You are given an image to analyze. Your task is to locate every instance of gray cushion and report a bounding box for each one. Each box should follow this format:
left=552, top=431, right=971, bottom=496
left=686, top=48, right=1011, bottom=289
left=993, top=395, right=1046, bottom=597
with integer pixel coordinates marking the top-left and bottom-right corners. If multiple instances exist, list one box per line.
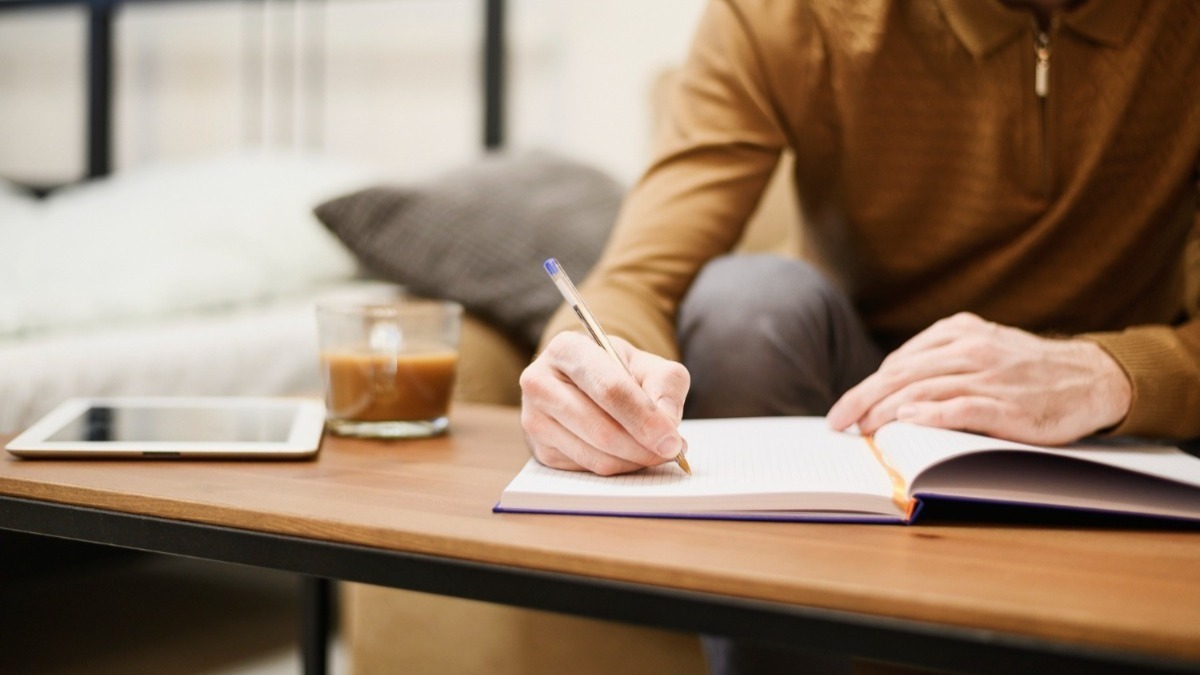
left=314, top=151, right=622, bottom=351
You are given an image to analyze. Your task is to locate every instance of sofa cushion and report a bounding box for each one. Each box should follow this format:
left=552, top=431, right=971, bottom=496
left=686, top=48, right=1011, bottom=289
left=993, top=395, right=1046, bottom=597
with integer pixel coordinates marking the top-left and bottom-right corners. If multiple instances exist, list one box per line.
left=313, top=151, right=622, bottom=351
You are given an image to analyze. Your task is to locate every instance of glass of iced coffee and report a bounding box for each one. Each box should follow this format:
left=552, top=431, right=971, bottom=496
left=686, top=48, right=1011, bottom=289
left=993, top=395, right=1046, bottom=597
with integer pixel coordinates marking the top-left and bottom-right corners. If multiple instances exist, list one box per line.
left=316, top=297, right=462, bottom=439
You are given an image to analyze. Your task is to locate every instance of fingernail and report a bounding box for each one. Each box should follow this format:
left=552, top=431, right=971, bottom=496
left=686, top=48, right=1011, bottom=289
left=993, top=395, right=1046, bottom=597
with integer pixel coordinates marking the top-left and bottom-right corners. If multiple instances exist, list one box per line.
left=896, top=404, right=917, bottom=420
left=656, top=433, right=683, bottom=458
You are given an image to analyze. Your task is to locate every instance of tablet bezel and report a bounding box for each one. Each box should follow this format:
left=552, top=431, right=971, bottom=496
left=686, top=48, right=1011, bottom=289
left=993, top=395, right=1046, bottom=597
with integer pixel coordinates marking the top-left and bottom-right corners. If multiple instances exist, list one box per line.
left=5, top=396, right=327, bottom=459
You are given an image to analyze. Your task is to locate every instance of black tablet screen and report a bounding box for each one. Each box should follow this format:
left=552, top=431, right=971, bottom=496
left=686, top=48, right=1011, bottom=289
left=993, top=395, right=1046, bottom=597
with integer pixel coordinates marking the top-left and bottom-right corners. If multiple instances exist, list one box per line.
left=46, top=405, right=296, bottom=443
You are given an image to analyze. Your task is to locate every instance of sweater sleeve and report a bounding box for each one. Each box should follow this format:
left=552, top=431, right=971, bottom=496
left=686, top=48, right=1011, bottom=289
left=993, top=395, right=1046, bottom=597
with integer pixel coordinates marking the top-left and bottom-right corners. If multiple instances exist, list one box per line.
left=1083, top=197, right=1200, bottom=439
left=539, top=0, right=797, bottom=359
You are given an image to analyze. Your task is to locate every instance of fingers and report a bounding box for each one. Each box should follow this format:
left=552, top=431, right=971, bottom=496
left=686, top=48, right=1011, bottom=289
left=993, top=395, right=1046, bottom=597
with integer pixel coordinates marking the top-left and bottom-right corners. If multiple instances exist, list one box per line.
left=894, top=397, right=1019, bottom=440
left=624, top=340, right=690, bottom=424
left=521, top=405, right=656, bottom=476
left=828, top=313, right=1003, bottom=432
left=530, top=443, right=583, bottom=471
left=828, top=344, right=975, bottom=431
left=552, top=334, right=685, bottom=457
left=882, top=312, right=992, bottom=364
left=854, top=374, right=974, bottom=435
left=520, top=332, right=687, bottom=475
left=828, top=313, right=1125, bottom=445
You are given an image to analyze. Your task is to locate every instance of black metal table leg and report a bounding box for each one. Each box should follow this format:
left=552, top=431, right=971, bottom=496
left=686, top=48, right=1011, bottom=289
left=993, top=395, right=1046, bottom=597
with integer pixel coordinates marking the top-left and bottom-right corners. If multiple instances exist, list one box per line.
left=301, top=575, right=331, bottom=675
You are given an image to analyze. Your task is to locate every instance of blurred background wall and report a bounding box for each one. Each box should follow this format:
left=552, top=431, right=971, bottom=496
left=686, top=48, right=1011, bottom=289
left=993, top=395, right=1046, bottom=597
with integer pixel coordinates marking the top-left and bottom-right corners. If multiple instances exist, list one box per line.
left=0, top=0, right=705, bottom=187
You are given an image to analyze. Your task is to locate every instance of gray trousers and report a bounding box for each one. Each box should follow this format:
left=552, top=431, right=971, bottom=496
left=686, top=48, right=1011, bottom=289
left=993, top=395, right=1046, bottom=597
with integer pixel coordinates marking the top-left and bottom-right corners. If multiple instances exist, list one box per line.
left=679, top=254, right=882, bottom=419
left=677, top=254, right=884, bottom=675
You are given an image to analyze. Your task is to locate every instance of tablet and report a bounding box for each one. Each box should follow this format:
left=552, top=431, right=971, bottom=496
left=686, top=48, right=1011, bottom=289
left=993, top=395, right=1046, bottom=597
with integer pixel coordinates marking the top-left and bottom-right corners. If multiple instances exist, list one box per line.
left=5, top=397, right=326, bottom=459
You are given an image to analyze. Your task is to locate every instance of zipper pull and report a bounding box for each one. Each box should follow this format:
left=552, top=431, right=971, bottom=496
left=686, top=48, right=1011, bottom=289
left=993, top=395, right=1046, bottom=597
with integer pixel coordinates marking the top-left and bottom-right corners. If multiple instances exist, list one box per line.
left=1035, top=32, right=1051, bottom=98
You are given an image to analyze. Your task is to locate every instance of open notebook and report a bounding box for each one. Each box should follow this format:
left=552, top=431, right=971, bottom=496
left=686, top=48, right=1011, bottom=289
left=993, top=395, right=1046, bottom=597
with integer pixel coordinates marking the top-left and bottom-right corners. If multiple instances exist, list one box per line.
left=494, top=417, right=1200, bottom=523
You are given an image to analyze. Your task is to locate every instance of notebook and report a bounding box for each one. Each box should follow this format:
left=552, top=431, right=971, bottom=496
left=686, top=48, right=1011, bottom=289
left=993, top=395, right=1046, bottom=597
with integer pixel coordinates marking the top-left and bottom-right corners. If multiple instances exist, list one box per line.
left=494, top=417, right=1200, bottom=523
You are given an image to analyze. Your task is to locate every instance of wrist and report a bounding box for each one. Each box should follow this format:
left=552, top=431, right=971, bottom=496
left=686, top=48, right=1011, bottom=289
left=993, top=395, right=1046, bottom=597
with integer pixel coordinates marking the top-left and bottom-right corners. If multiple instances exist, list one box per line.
left=1078, top=339, right=1132, bottom=433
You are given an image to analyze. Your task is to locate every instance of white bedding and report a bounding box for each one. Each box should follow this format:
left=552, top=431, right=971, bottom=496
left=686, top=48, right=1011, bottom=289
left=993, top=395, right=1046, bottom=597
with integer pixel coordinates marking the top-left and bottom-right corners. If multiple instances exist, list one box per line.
left=1, top=152, right=388, bottom=433
left=0, top=295, right=326, bottom=432
left=1, top=151, right=377, bottom=342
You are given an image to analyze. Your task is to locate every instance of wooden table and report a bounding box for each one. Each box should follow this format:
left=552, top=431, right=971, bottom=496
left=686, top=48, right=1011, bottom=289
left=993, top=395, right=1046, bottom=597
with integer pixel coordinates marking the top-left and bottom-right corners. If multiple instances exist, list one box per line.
left=2, top=403, right=1199, bottom=674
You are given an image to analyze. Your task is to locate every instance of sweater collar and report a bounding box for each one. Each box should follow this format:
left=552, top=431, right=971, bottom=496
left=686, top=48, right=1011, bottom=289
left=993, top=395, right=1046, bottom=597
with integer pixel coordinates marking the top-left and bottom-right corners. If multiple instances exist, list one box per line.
left=934, top=0, right=1145, bottom=58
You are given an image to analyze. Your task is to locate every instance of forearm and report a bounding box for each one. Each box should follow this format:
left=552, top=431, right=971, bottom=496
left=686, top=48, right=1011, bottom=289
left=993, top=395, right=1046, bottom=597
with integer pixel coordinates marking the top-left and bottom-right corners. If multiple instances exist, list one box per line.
left=541, top=0, right=788, bottom=358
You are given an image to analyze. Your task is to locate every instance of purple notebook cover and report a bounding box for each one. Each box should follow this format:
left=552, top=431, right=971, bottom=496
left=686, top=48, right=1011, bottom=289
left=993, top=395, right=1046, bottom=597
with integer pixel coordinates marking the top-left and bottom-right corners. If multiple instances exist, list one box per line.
left=491, top=503, right=909, bottom=524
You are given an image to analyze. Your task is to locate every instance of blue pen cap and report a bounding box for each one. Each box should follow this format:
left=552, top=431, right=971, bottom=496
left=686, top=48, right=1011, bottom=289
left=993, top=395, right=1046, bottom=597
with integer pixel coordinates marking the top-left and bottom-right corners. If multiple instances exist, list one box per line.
left=544, top=258, right=561, bottom=276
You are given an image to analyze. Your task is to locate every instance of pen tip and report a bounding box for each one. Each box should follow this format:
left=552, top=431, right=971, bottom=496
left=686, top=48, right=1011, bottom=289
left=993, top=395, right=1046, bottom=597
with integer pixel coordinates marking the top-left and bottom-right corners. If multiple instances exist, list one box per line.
left=543, top=258, right=559, bottom=276
left=676, top=454, right=692, bottom=476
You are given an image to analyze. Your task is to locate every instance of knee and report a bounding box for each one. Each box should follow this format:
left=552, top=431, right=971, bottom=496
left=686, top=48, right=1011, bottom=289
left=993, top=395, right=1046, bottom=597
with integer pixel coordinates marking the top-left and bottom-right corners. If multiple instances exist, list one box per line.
left=678, top=255, right=876, bottom=418
left=678, top=254, right=840, bottom=356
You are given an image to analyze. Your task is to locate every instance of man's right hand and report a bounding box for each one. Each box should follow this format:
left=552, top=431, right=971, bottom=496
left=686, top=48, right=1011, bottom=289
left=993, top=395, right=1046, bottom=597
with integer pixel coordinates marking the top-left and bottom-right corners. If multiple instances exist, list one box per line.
left=519, top=332, right=691, bottom=476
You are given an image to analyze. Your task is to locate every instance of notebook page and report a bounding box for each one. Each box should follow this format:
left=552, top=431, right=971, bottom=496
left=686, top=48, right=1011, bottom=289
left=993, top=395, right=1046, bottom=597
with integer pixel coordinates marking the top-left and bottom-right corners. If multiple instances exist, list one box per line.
left=873, top=422, right=1040, bottom=485
left=877, top=422, right=1200, bottom=490
left=906, top=450, right=1200, bottom=520
left=500, top=417, right=895, bottom=514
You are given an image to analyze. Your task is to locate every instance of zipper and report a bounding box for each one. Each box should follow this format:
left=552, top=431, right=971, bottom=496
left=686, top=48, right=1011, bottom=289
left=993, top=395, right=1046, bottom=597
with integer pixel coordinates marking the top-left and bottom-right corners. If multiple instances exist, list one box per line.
left=1034, top=30, right=1051, bottom=195
left=1035, top=32, right=1051, bottom=98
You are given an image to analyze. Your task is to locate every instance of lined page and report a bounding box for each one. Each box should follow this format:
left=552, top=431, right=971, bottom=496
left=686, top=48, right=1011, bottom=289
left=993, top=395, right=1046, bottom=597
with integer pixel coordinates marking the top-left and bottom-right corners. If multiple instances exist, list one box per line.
left=873, top=423, right=1038, bottom=484
left=876, top=422, right=1200, bottom=490
left=499, top=417, right=896, bottom=515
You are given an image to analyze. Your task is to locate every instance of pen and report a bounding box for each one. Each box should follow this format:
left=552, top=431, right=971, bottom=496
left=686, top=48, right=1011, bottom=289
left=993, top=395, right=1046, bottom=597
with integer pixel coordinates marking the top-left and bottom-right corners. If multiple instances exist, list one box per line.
left=543, top=257, right=692, bottom=475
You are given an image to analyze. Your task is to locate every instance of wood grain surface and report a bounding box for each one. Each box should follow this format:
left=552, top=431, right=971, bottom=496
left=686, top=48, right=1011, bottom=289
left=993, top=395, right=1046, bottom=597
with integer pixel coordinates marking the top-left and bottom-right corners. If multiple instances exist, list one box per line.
left=3, top=403, right=1199, bottom=661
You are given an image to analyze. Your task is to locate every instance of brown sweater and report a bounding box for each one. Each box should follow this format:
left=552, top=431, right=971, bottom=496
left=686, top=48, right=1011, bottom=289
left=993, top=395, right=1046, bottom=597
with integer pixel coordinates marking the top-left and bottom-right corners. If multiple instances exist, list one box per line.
left=544, top=0, right=1200, bottom=439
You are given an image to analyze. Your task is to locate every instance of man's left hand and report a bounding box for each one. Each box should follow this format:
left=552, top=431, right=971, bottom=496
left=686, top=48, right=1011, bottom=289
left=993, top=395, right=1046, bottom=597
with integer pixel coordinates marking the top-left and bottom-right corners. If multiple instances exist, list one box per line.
left=827, top=312, right=1133, bottom=444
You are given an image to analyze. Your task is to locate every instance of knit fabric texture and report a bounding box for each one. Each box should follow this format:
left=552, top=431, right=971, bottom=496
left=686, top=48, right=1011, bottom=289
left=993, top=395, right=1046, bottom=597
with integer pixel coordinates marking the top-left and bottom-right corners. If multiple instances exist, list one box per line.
left=543, top=0, right=1200, bottom=438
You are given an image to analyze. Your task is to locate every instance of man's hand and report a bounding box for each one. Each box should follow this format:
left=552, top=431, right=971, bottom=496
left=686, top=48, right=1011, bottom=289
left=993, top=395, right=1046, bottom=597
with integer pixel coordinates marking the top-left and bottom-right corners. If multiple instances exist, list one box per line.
left=827, top=312, right=1133, bottom=444
left=520, top=332, right=690, bottom=475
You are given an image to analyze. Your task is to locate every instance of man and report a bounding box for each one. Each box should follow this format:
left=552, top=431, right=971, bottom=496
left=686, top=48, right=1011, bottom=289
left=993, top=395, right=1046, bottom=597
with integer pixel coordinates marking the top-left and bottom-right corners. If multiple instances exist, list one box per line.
left=521, top=0, right=1197, bottom=669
